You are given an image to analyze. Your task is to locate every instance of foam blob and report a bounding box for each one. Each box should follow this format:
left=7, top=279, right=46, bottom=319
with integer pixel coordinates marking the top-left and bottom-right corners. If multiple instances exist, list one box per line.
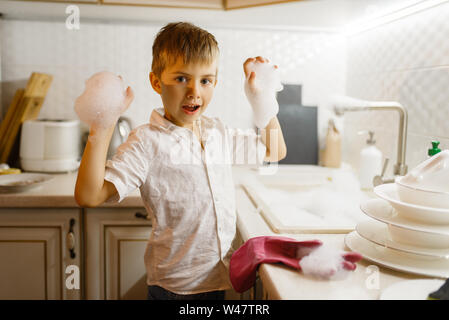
left=247, top=61, right=283, bottom=93
left=75, top=71, right=127, bottom=129
left=244, top=61, right=283, bottom=129
left=299, top=245, right=351, bottom=280
left=246, top=167, right=369, bottom=228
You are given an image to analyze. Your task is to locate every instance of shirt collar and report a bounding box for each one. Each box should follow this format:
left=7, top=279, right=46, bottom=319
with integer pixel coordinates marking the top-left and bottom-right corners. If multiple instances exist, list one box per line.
left=150, top=108, right=176, bottom=130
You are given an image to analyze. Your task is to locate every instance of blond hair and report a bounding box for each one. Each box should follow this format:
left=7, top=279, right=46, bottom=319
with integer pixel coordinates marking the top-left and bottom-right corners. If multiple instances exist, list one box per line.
left=151, top=22, right=219, bottom=78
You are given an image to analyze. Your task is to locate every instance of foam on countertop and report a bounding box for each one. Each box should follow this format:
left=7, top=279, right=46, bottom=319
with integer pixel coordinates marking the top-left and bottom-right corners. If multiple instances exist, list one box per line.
left=299, top=244, right=350, bottom=280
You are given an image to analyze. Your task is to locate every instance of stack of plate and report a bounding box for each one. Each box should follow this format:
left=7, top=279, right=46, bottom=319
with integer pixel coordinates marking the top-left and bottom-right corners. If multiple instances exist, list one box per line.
left=345, top=151, right=449, bottom=278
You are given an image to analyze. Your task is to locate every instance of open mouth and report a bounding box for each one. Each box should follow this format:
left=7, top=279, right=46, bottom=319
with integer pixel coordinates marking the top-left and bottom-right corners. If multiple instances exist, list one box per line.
left=182, top=104, right=201, bottom=114
left=182, top=105, right=200, bottom=111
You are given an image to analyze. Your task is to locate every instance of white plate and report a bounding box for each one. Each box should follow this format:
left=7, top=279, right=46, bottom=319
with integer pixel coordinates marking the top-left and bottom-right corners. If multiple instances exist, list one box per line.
left=360, top=199, right=449, bottom=236
left=380, top=279, right=445, bottom=300
left=0, top=173, right=54, bottom=193
left=356, top=219, right=449, bottom=258
left=374, top=183, right=449, bottom=224
left=345, top=231, right=449, bottom=278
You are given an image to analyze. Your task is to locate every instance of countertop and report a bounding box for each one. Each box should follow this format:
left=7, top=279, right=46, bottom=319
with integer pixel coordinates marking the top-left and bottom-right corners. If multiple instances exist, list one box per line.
left=0, top=170, right=143, bottom=208
left=0, top=166, right=425, bottom=299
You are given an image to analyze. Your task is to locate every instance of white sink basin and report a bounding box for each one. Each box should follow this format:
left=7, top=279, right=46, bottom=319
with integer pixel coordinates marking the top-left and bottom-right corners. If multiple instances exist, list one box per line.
left=256, top=164, right=333, bottom=189
left=242, top=164, right=371, bottom=234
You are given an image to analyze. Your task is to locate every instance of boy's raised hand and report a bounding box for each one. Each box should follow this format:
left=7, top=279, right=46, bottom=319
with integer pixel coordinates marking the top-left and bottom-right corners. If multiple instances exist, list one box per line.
left=243, top=56, right=281, bottom=129
left=123, top=86, right=135, bottom=112
left=243, top=56, right=279, bottom=95
left=119, top=76, right=135, bottom=114
left=75, top=72, right=135, bottom=131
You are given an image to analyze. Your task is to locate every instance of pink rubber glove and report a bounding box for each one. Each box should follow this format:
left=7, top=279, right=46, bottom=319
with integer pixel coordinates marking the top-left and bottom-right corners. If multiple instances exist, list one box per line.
left=229, top=236, right=362, bottom=293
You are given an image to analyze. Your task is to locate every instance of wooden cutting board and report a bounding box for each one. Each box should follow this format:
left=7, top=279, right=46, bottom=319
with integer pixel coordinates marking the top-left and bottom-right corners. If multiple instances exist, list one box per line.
left=0, top=72, right=53, bottom=163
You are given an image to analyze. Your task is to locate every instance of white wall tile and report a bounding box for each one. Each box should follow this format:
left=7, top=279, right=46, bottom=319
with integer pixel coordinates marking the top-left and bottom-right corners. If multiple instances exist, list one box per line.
left=0, top=19, right=345, bottom=145
left=345, top=2, right=449, bottom=175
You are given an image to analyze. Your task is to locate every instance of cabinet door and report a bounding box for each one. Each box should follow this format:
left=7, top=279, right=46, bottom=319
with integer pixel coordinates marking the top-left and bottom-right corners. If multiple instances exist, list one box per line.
left=105, top=226, right=151, bottom=300
left=225, top=0, right=296, bottom=10
left=102, top=0, right=222, bottom=9
left=85, top=207, right=151, bottom=300
left=0, top=208, right=82, bottom=300
left=17, top=0, right=98, bottom=3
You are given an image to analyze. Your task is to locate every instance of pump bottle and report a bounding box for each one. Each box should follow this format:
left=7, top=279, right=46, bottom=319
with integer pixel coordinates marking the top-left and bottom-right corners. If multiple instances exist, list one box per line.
left=359, top=131, right=382, bottom=190
left=322, top=119, right=341, bottom=168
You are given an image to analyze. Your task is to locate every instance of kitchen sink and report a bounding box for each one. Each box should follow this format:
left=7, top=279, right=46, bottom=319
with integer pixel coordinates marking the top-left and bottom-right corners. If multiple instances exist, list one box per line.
left=242, top=164, right=372, bottom=234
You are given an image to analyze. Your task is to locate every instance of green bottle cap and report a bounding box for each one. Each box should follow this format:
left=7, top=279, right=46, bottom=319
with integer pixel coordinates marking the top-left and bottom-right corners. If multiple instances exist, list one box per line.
left=428, top=141, right=441, bottom=156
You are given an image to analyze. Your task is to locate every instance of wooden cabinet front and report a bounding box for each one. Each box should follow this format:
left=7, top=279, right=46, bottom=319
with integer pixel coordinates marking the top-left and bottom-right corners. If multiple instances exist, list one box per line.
left=85, top=207, right=151, bottom=300
left=0, top=208, right=82, bottom=300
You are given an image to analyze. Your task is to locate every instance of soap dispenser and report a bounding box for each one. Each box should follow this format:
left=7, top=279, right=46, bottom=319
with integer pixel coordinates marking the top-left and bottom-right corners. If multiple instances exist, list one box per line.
left=322, top=119, right=341, bottom=168
left=359, top=131, right=382, bottom=190
left=428, top=141, right=441, bottom=158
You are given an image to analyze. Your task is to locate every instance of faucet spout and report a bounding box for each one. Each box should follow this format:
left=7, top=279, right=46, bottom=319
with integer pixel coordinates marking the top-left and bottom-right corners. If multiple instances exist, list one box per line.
left=333, top=96, right=408, bottom=176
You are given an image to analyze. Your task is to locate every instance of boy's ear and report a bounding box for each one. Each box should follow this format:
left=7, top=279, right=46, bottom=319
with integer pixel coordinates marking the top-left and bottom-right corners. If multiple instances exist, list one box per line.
left=149, top=72, right=162, bottom=94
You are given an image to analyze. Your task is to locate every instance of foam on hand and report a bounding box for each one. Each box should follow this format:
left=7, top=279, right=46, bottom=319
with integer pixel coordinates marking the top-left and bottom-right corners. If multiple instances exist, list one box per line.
left=299, top=245, right=351, bottom=280
left=244, top=60, right=283, bottom=129
left=74, top=71, right=127, bottom=129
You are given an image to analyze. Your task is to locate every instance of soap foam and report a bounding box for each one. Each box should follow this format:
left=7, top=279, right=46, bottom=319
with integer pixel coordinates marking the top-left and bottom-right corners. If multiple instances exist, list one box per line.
left=74, top=71, right=127, bottom=129
left=250, top=169, right=368, bottom=228
left=244, top=60, right=283, bottom=128
left=246, top=61, right=283, bottom=93
left=299, top=244, right=350, bottom=280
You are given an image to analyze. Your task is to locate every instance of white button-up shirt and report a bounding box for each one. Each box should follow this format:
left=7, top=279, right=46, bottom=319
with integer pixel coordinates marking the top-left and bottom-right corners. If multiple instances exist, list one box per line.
left=104, top=108, right=266, bottom=294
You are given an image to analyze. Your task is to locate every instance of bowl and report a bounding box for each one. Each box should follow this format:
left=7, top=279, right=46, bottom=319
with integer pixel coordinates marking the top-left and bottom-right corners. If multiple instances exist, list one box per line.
left=388, top=224, right=449, bottom=249
left=396, top=177, right=449, bottom=209
left=373, top=183, right=449, bottom=224
left=396, top=150, right=449, bottom=208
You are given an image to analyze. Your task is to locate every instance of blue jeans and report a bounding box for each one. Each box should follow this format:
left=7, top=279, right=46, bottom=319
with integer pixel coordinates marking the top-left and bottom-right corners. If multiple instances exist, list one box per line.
left=147, top=285, right=225, bottom=300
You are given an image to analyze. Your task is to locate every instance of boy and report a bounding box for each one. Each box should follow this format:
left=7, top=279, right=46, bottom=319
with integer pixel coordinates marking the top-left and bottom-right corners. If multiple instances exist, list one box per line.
left=75, top=22, right=287, bottom=300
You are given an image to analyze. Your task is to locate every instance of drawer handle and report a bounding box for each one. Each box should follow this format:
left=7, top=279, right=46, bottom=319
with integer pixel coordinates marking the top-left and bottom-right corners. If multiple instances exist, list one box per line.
left=135, top=212, right=148, bottom=220
left=67, top=218, right=76, bottom=259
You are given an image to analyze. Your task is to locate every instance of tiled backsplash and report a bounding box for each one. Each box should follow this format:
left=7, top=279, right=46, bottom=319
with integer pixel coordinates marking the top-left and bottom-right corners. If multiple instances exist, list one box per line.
left=0, top=19, right=345, bottom=140
left=345, top=1, right=449, bottom=175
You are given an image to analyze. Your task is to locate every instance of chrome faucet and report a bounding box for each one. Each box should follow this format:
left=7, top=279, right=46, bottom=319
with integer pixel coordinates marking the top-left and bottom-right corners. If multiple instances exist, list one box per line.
left=333, top=96, right=408, bottom=186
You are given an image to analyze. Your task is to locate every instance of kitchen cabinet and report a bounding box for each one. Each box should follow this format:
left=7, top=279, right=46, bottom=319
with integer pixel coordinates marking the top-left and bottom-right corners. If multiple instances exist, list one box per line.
left=84, top=207, right=151, bottom=300
left=15, top=0, right=301, bottom=10
left=16, top=0, right=223, bottom=9
left=19, top=0, right=98, bottom=3
left=103, top=0, right=222, bottom=9
left=225, top=0, right=300, bottom=10
left=0, top=208, right=82, bottom=300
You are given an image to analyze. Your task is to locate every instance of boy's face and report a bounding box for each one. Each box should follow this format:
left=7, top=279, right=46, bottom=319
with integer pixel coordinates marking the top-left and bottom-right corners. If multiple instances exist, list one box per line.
left=150, top=56, right=218, bottom=129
